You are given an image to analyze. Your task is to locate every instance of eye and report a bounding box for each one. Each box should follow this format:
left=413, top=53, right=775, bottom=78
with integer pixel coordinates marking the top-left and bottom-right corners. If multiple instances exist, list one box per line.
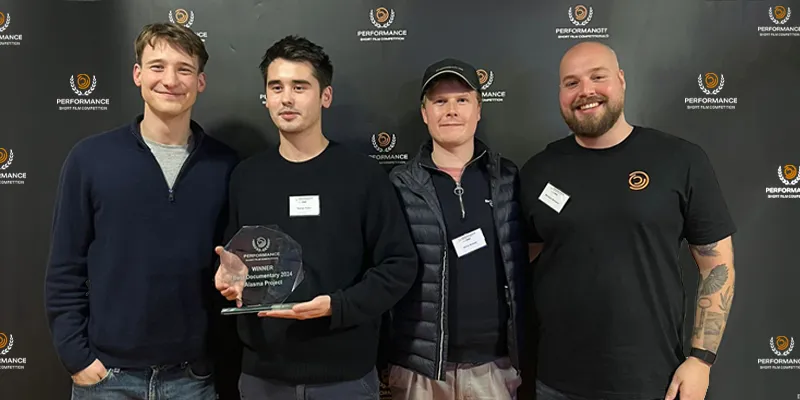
left=564, top=81, right=577, bottom=88
left=592, top=75, right=607, bottom=81
left=270, top=85, right=282, bottom=92
left=150, top=65, right=164, bottom=71
left=295, top=85, right=305, bottom=91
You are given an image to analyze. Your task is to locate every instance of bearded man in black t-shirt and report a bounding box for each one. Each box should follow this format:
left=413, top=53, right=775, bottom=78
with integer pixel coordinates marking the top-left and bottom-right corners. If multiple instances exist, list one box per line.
left=519, top=42, right=737, bottom=400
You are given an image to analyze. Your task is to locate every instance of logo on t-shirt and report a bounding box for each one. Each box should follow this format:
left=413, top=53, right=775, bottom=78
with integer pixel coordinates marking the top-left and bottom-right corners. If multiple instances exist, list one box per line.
left=628, top=171, right=649, bottom=191
left=766, top=164, right=800, bottom=199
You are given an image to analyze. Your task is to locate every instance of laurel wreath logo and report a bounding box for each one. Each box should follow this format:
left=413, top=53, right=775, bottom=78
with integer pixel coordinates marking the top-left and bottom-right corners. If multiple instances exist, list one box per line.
left=697, top=73, right=724, bottom=95
left=568, top=6, right=593, bottom=26
left=0, top=12, right=9, bottom=33
left=0, top=333, right=13, bottom=355
left=370, top=8, right=395, bottom=29
left=778, top=165, right=800, bottom=185
left=0, top=148, right=13, bottom=170
left=169, top=9, right=195, bottom=28
left=769, top=6, right=791, bottom=24
left=71, top=75, right=97, bottom=97
left=770, top=336, right=794, bottom=356
left=477, top=69, right=494, bottom=91
left=252, top=237, right=270, bottom=252
left=372, top=133, right=396, bottom=153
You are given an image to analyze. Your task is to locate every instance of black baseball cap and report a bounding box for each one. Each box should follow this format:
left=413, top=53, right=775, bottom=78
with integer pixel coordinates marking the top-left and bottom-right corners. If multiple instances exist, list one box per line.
left=420, top=58, right=480, bottom=100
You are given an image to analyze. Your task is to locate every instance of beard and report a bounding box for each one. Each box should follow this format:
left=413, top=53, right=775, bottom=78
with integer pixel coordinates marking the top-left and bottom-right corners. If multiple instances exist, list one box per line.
left=561, top=95, right=624, bottom=138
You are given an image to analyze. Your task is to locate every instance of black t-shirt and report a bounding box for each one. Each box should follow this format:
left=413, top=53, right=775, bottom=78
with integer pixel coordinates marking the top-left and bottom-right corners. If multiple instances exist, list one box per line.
left=225, top=141, right=418, bottom=384
left=429, top=153, right=509, bottom=364
left=519, top=127, right=736, bottom=400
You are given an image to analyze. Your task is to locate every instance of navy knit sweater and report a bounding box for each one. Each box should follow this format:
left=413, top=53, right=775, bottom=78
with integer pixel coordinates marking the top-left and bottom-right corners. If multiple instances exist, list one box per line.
left=45, top=115, right=238, bottom=374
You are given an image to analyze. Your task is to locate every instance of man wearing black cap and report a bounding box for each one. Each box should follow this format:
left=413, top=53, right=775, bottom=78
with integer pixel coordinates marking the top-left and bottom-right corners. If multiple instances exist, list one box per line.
left=385, top=59, right=528, bottom=399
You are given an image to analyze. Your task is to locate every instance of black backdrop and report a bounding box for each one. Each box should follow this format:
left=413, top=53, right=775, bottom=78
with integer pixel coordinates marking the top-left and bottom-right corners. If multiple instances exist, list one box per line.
left=1, top=0, right=800, bottom=399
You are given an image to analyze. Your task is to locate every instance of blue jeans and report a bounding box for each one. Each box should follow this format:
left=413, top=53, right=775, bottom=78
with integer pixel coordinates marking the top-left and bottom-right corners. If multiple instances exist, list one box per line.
left=70, top=362, right=216, bottom=400
left=535, top=380, right=669, bottom=400
left=238, top=368, right=379, bottom=400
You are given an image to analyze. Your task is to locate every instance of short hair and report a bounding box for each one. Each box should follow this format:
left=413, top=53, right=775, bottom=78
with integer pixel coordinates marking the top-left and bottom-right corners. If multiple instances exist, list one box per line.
left=421, top=75, right=482, bottom=107
left=134, top=23, right=209, bottom=72
left=259, top=35, right=334, bottom=91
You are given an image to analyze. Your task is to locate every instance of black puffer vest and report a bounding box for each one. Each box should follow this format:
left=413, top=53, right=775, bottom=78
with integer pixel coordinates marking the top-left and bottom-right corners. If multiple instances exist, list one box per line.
left=387, top=139, right=528, bottom=381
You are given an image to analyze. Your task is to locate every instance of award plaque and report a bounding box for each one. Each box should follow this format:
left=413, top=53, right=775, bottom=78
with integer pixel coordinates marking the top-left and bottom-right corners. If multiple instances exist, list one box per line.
left=219, top=225, right=304, bottom=315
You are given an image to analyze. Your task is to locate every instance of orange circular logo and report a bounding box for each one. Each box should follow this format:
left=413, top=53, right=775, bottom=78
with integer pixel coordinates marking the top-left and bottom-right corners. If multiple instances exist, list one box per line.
left=574, top=5, right=588, bottom=21
left=0, top=12, right=6, bottom=26
left=76, top=74, right=91, bottom=90
left=376, top=132, right=392, bottom=148
left=477, top=69, right=489, bottom=85
left=704, top=73, right=719, bottom=89
left=628, top=171, right=649, bottom=191
left=175, top=9, right=189, bottom=24
left=777, top=336, right=790, bottom=351
left=775, top=6, right=787, bottom=20
left=0, top=333, right=7, bottom=349
left=0, top=148, right=8, bottom=164
left=784, top=164, right=798, bottom=180
left=375, top=7, right=390, bottom=23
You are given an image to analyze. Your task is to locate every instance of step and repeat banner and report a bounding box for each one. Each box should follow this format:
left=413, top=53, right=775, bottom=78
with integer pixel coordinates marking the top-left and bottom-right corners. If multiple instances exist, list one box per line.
left=1, top=0, right=799, bottom=399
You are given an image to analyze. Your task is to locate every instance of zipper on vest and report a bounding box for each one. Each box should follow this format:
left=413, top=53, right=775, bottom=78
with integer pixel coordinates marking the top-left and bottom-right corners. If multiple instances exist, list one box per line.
left=169, top=189, right=175, bottom=203
left=436, top=247, right=447, bottom=379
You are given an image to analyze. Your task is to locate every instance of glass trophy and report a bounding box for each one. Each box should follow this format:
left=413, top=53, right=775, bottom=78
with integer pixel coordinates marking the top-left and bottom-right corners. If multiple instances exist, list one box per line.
left=219, top=225, right=304, bottom=315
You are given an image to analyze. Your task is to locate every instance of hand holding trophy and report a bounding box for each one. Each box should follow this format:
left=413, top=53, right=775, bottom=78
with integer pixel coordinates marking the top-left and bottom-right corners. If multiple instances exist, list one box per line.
left=214, top=225, right=304, bottom=315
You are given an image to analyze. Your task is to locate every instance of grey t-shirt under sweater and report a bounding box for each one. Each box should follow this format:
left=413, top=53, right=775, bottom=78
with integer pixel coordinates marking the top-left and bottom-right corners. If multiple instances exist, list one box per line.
left=144, top=136, right=192, bottom=189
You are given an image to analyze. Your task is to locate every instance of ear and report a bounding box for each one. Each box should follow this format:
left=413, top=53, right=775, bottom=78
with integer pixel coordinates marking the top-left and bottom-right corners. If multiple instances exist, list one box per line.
left=321, top=86, right=333, bottom=108
left=618, top=68, right=626, bottom=91
left=197, top=71, right=207, bottom=93
left=133, top=63, right=142, bottom=87
left=420, top=103, right=429, bottom=125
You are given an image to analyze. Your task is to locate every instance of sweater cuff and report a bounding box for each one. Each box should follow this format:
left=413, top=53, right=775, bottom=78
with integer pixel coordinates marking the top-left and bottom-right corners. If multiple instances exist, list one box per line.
left=63, top=347, right=96, bottom=376
left=328, top=290, right=344, bottom=330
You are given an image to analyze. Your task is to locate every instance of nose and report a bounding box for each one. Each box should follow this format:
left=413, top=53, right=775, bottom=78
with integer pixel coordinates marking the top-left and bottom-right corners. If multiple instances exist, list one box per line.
left=577, top=79, right=596, bottom=97
left=280, top=89, right=294, bottom=107
left=445, top=99, right=459, bottom=117
left=161, top=66, right=179, bottom=88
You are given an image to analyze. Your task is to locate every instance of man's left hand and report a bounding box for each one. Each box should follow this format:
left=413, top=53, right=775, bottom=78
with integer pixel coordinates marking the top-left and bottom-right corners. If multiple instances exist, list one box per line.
left=258, top=295, right=332, bottom=319
left=665, top=356, right=711, bottom=400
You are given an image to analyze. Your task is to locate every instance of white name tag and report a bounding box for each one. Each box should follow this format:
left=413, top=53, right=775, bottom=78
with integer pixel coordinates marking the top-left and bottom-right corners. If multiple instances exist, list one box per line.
left=539, top=182, right=570, bottom=213
left=451, top=228, right=488, bottom=258
left=289, top=195, right=320, bottom=217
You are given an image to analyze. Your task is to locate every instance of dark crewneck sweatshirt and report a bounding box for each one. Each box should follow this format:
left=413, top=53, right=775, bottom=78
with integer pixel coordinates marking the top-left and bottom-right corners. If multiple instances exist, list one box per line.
left=225, top=141, right=418, bottom=384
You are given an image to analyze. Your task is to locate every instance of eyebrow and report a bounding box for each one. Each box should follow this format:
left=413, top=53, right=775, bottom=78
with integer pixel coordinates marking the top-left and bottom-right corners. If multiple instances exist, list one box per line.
left=144, top=59, right=196, bottom=70
left=267, top=79, right=313, bottom=86
left=562, top=67, right=610, bottom=81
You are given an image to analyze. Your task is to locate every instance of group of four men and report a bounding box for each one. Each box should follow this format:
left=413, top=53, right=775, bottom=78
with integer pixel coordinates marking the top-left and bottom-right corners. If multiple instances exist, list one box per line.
left=45, top=22, right=737, bottom=400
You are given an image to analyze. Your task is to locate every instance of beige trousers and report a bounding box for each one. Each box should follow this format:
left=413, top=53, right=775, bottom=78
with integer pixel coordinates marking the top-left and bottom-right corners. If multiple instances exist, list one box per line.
left=388, top=357, right=521, bottom=400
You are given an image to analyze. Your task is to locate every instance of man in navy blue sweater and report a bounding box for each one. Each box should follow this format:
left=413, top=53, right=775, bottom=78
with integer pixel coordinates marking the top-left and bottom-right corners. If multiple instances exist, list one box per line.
left=45, top=23, right=239, bottom=399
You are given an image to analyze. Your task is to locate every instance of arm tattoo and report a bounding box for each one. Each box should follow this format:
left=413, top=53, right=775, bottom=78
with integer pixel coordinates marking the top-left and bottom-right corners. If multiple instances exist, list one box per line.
left=699, top=264, right=728, bottom=296
left=703, top=311, right=725, bottom=352
left=691, top=241, right=720, bottom=257
left=719, top=285, right=734, bottom=320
